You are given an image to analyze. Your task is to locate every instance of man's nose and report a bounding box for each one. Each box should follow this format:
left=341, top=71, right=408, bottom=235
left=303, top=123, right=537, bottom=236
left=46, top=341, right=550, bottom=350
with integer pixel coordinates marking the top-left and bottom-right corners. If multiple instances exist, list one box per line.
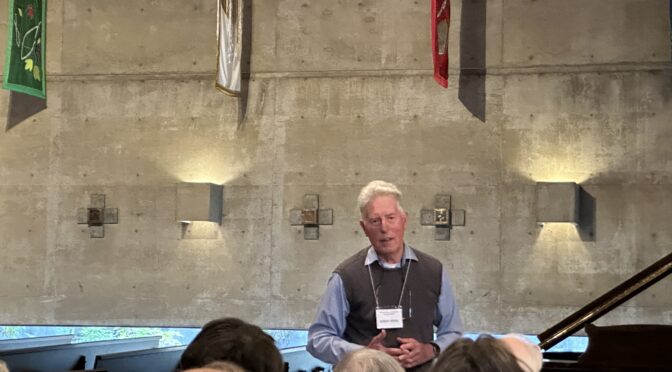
left=380, top=219, right=389, bottom=231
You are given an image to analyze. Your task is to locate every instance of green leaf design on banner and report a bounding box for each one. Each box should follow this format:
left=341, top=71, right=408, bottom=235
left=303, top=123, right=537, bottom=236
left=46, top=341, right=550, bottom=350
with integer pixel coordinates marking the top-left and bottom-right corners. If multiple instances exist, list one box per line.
left=3, top=0, right=47, bottom=98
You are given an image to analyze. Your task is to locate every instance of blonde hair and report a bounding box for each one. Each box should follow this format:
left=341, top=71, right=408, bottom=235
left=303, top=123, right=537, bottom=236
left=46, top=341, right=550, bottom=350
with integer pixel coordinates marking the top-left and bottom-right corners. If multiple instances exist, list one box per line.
left=0, top=360, right=8, bottom=372
left=500, top=334, right=542, bottom=372
left=335, top=348, right=404, bottom=372
left=357, top=180, right=405, bottom=218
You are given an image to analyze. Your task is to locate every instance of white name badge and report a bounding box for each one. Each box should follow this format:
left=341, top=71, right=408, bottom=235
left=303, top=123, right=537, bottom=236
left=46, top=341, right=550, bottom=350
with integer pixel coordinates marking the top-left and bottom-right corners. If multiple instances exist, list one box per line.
left=375, top=307, right=404, bottom=329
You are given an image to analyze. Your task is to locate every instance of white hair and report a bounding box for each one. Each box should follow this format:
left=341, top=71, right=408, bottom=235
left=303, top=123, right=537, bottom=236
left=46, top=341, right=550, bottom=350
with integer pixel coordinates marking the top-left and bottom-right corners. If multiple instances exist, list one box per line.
left=357, top=180, right=405, bottom=218
left=335, top=348, right=405, bottom=372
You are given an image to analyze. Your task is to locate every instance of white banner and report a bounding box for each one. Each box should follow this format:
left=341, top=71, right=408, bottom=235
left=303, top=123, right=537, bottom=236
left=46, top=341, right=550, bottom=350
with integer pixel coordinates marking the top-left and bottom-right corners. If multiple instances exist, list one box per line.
left=216, top=0, right=242, bottom=96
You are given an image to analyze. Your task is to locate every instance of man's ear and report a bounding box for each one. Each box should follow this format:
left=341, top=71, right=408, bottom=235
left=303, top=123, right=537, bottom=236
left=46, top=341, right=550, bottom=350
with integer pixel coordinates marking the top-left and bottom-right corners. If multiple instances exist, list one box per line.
left=359, top=220, right=367, bottom=235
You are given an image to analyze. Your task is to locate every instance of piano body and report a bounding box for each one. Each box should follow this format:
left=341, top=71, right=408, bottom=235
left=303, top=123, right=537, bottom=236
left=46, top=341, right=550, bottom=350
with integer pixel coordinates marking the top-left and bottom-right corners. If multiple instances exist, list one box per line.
left=538, top=252, right=672, bottom=371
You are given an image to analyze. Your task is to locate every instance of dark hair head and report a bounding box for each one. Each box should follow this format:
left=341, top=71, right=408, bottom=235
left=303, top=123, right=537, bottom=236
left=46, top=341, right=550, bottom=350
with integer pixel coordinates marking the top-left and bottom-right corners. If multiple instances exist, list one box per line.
left=430, top=335, right=525, bottom=372
left=179, top=317, right=284, bottom=372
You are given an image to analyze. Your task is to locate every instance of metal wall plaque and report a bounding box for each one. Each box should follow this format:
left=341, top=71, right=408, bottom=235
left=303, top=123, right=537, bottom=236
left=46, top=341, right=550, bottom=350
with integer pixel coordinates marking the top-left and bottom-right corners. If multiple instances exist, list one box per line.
left=77, top=194, right=118, bottom=238
left=289, top=194, right=333, bottom=240
left=420, top=194, right=466, bottom=241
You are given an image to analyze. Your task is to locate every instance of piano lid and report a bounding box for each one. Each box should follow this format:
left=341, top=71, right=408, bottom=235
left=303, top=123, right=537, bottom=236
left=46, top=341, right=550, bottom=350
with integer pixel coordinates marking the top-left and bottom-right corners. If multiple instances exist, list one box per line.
left=537, top=252, right=672, bottom=351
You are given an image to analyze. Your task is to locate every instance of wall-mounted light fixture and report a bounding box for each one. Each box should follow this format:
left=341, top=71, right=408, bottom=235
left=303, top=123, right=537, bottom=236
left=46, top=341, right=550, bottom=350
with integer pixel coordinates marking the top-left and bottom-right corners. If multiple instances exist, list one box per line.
left=535, top=181, right=597, bottom=241
left=176, top=182, right=223, bottom=224
left=535, top=182, right=579, bottom=225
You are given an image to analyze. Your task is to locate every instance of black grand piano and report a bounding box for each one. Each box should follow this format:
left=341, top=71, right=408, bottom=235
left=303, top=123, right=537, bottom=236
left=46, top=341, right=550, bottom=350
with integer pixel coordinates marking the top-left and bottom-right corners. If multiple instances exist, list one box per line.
left=538, top=252, right=672, bottom=371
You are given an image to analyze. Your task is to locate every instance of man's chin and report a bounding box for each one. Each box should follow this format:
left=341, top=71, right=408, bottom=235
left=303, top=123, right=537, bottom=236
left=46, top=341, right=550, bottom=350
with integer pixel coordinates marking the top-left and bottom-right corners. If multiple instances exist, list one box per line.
left=374, top=242, right=401, bottom=253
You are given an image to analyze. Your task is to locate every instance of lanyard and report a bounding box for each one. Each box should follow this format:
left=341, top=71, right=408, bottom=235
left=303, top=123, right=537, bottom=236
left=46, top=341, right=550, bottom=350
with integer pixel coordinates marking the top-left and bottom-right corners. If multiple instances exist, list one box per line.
left=368, top=258, right=412, bottom=308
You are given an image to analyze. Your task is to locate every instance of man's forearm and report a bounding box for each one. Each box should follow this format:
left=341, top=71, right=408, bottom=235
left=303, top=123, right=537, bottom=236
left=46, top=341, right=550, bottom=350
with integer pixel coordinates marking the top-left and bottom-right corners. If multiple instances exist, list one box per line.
left=433, top=331, right=462, bottom=351
left=307, top=333, right=363, bottom=364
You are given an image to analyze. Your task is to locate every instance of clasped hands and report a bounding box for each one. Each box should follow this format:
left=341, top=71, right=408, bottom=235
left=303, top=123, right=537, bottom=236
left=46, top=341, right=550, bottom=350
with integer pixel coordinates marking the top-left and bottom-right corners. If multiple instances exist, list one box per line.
left=366, top=330, right=435, bottom=369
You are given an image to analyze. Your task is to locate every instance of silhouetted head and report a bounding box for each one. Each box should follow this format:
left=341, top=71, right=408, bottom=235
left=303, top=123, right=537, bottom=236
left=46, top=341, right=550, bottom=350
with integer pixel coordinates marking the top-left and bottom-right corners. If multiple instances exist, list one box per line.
left=179, top=318, right=283, bottom=372
left=431, top=334, right=540, bottom=372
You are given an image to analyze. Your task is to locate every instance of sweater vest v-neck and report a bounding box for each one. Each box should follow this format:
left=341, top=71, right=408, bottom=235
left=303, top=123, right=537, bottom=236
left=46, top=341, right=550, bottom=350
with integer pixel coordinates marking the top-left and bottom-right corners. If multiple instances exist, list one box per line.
left=334, top=247, right=442, bottom=349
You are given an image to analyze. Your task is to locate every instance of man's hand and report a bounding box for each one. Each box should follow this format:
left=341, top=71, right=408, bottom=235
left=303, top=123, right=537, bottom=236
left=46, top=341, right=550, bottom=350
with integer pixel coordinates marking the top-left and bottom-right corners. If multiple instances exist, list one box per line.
left=367, top=330, right=404, bottom=358
left=396, top=337, right=436, bottom=369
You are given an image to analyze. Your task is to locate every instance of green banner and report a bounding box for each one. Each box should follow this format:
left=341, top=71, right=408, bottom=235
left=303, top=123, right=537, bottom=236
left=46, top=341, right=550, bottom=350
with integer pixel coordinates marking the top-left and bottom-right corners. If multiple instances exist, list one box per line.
left=3, top=0, right=46, bottom=99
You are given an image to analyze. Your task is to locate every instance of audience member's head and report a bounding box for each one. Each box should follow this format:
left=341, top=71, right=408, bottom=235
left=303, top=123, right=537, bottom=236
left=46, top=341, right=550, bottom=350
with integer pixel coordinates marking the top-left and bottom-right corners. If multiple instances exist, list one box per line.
left=179, top=317, right=283, bottom=372
left=431, top=334, right=541, bottom=372
left=335, top=348, right=404, bottom=372
left=0, top=360, right=8, bottom=372
left=499, top=334, right=543, bottom=372
left=183, top=360, right=245, bottom=372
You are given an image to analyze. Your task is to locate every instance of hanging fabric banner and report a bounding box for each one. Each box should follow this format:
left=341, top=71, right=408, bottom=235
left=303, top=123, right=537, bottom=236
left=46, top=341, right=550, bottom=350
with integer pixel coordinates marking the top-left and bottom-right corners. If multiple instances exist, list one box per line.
left=431, top=0, right=450, bottom=88
left=216, top=0, right=243, bottom=96
left=3, top=0, right=47, bottom=99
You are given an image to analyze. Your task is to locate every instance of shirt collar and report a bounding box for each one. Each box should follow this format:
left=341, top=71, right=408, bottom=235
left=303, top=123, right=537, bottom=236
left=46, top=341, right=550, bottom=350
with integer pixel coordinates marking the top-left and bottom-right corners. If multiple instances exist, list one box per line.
left=364, top=243, right=417, bottom=268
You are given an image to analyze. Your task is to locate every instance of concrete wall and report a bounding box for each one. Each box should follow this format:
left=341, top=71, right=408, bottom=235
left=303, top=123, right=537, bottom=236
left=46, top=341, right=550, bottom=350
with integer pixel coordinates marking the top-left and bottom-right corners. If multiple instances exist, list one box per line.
left=0, top=0, right=670, bottom=335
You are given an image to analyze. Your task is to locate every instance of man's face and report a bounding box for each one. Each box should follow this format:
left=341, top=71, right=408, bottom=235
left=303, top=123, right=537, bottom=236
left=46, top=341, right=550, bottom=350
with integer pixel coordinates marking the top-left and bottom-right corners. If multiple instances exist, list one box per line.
left=360, top=195, right=407, bottom=261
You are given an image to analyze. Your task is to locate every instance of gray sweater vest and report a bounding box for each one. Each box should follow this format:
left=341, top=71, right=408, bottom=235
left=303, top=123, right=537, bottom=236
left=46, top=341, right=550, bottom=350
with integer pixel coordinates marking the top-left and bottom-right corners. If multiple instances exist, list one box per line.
left=334, top=246, right=442, bottom=349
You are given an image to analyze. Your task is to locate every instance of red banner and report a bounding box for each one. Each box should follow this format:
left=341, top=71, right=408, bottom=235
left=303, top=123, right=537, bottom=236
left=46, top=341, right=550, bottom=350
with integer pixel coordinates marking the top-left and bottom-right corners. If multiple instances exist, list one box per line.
left=431, top=0, right=450, bottom=88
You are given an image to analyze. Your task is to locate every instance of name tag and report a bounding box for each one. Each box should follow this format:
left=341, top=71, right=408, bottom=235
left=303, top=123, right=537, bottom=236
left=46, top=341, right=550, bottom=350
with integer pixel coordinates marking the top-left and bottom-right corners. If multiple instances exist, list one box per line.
left=376, top=307, right=403, bottom=329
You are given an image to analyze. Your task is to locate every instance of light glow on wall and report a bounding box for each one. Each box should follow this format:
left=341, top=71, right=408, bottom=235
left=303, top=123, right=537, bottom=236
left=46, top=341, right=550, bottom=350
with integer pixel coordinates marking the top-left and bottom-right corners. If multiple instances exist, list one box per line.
left=173, top=148, right=249, bottom=185
left=516, top=159, right=594, bottom=184
left=536, top=222, right=582, bottom=241
left=509, top=128, right=606, bottom=184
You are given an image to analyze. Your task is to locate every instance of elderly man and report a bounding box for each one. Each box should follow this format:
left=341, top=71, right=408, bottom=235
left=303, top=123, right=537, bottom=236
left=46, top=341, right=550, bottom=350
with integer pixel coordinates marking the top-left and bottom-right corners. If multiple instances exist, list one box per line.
left=307, top=180, right=463, bottom=371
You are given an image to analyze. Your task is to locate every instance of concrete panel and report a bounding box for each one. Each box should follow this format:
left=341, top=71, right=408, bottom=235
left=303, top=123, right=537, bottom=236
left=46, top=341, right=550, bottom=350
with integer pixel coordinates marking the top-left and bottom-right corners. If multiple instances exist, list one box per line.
left=247, top=0, right=276, bottom=73
left=590, top=184, right=672, bottom=264
left=0, top=114, right=52, bottom=185
left=273, top=185, right=366, bottom=302
left=501, top=222, right=554, bottom=275
left=502, top=0, right=670, bottom=66
left=276, top=74, right=498, bottom=121
left=48, top=184, right=275, bottom=324
left=61, top=0, right=217, bottom=74
left=0, top=297, right=61, bottom=324
left=451, top=269, right=501, bottom=308
left=274, top=0, right=429, bottom=71
left=502, top=71, right=672, bottom=184
left=0, top=187, right=49, bottom=298
left=46, top=0, right=65, bottom=74
left=500, top=271, right=631, bottom=308
left=53, top=79, right=275, bottom=186
left=269, top=299, right=320, bottom=329
left=596, top=305, right=672, bottom=328
left=421, top=185, right=501, bottom=274
left=278, top=76, right=502, bottom=189
left=53, top=296, right=275, bottom=327
left=459, top=301, right=502, bottom=333
left=500, top=305, right=583, bottom=336
left=269, top=0, right=504, bottom=72
left=622, top=276, right=672, bottom=308
left=0, top=0, right=6, bottom=66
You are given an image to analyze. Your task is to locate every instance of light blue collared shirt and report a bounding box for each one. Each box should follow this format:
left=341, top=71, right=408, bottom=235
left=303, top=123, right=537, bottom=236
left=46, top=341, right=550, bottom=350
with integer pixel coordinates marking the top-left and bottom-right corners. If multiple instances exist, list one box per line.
left=306, top=245, right=464, bottom=364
